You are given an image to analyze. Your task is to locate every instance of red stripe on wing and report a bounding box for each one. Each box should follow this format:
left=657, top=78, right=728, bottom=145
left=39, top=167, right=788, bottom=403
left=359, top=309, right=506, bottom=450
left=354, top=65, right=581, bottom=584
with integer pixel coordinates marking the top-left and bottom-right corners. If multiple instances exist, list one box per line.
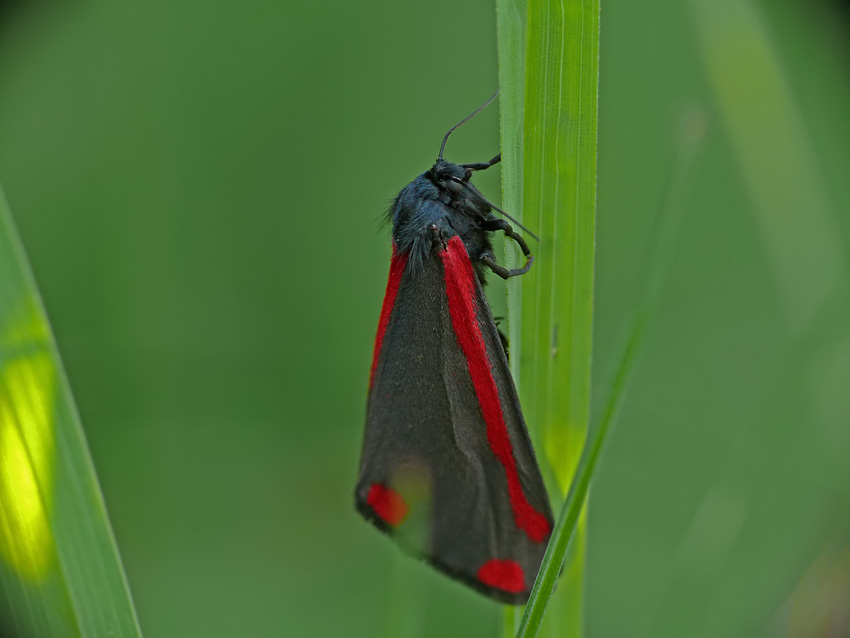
left=477, top=559, right=526, bottom=594
left=369, top=245, right=409, bottom=389
left=367, top=484, right=410, bottom=526
left=440, top=236, right=550, bottom=543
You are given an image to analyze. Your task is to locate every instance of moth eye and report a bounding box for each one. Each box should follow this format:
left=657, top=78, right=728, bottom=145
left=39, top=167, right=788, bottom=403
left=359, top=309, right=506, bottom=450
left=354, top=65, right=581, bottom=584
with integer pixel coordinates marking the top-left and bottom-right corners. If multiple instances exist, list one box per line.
left=446, top=178, right=465, bottom=195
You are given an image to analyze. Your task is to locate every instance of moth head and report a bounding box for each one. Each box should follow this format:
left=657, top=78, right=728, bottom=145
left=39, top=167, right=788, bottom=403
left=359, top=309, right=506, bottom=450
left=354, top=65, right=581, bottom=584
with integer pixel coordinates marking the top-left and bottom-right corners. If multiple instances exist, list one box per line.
left=429, top=159, right=471, bottom=197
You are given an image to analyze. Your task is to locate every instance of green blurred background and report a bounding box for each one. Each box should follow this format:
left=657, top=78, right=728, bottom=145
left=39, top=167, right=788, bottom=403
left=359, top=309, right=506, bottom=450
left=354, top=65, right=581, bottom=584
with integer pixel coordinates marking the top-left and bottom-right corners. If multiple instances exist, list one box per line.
left=1, top=0, right=849, bottom=636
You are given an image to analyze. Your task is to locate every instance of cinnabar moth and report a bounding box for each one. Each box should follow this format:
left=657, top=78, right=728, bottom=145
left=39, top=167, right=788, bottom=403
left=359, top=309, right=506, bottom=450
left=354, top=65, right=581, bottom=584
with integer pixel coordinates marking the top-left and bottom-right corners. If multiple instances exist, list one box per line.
left=355, top=94, right=554, bottom=605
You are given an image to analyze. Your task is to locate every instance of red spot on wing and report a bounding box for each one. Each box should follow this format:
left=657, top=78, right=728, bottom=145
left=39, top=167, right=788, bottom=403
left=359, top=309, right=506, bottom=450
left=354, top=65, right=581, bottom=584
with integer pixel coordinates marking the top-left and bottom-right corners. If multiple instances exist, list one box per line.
left=477, top=559, right=526, bottom=594
left=370, top=245, right=409, bottom=389
left=440, top=236, right=551, bottom=543
left=367, top=484, right=409, bottom=526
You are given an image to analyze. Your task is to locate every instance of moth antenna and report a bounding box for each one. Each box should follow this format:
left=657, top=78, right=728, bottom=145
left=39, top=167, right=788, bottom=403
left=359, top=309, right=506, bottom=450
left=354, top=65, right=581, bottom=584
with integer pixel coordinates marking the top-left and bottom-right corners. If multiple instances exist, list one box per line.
left=462, top=181, right=540, bottom=242
left=438, top=91, right=500, bottom=160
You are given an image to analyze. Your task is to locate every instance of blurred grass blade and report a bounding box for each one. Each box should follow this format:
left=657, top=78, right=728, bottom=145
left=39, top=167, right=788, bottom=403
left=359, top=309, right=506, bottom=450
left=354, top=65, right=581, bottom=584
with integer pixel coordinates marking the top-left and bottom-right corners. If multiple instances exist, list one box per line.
left=690, top=0, right=847, bottom=334
left=619, top=4, right=850, bottom=634
left=497, top=0, right=600, bottom=634
left=0, top=187, right=141, bottom=637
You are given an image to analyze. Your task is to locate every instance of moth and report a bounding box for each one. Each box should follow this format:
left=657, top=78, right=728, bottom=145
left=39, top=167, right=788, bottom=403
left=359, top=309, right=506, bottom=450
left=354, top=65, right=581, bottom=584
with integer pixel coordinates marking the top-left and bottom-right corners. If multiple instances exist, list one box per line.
left=355, top=94, right=553, bottom=604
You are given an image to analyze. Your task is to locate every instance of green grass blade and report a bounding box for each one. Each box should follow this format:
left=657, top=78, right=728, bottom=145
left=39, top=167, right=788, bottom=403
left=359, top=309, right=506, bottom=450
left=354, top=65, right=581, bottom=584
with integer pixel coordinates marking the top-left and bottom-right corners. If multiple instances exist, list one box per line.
left=503, top=605, right=518, bottom=638
left=496, top=0, right=528, bottom=379
left=0, top=187, right=142, bottom=637
left=496, top=0, right=600, bottom=634
left=521, top=0, right=600, bottom=496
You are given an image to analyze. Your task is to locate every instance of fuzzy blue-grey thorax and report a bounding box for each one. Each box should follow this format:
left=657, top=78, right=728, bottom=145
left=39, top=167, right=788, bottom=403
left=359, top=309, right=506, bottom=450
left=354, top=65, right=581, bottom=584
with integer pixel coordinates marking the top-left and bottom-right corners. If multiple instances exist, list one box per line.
left=390, top=160, right=494, bottom=278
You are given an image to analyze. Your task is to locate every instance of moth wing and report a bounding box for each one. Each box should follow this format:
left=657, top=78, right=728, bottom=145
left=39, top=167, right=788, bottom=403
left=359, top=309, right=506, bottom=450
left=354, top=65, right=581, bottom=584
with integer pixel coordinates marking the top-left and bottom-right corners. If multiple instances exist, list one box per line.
left=356, top=237, right=553, bottom=604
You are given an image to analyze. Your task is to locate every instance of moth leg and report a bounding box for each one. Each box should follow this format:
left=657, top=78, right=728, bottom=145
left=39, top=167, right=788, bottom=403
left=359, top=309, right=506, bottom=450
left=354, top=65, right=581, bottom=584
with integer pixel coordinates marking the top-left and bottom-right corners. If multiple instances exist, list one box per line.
left=429, top=223, right=448, bottom=250
left=493, top=316, right=511, bottom=359
left=480, top=217, right=533, bottom=257
left=499, top=329, right=510, bottom=359
left=479, top=218, right=534, bottom=279
left=461, top=154, right=502, bottom=172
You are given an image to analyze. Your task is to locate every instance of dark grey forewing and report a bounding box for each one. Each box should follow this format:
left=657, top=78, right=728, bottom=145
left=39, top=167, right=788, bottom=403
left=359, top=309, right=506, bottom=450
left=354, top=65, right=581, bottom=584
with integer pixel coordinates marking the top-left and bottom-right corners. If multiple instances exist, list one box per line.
left=356, top=253, right=554, bottom=604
